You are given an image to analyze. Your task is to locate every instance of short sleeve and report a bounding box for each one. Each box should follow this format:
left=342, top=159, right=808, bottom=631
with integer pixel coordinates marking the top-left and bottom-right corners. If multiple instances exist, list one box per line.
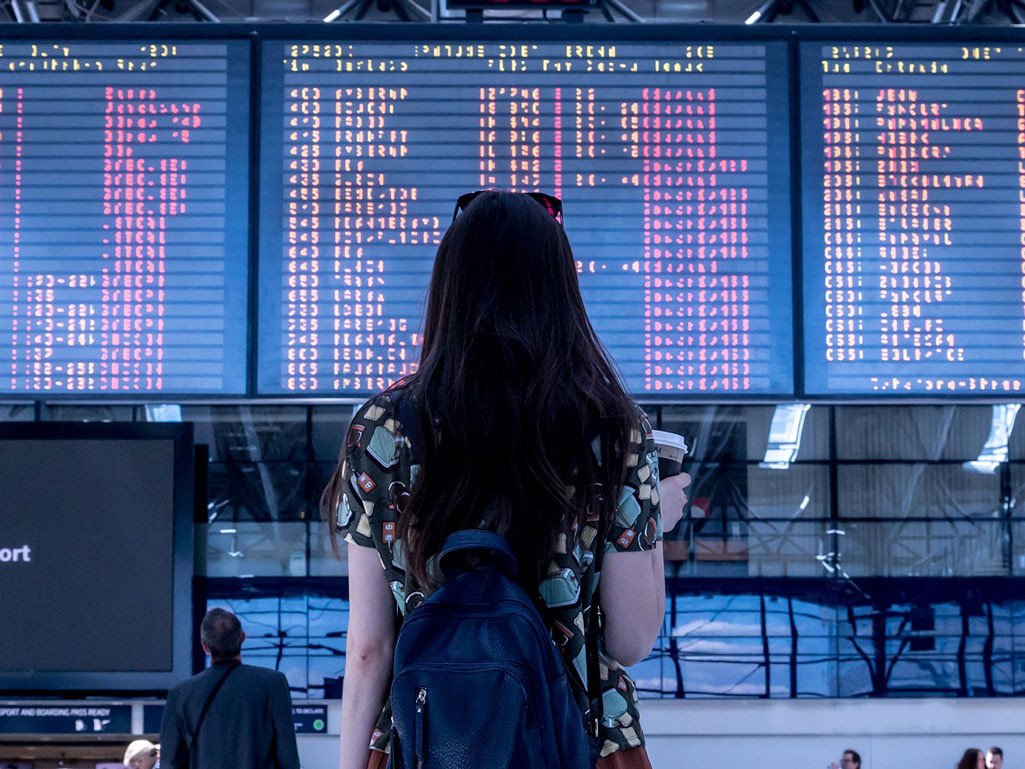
left=333, top=394, right=406, bottom=551
left=605, top=410, right=662, bottom=553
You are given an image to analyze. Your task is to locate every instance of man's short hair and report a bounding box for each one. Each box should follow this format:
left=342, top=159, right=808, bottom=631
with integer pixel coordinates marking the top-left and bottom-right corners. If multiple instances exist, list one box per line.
left=989, top=749, right=1004, bottom=759
left=845, top=749, right=862, bottom=768
left=201, top=608, right=243, bottom=662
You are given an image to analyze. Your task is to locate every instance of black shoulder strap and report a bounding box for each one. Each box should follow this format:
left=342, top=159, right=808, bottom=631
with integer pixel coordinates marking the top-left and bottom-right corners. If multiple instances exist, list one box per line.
left=186, top=662, right=240, bottom=764
left=392, top=386, right=423, bottom=462
left=586, top=530, right=607, bottom=742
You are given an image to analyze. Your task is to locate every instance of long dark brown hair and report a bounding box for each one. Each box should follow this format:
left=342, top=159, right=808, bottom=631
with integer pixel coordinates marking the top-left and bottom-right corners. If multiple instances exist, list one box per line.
left=327, top=191, right=636, bottom=587
left=958, top=750, right=984, bottom=769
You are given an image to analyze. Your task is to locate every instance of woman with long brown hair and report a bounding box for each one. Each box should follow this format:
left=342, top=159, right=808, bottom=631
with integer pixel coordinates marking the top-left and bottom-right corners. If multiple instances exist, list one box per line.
left=958, top=749, right=986, bottom=769
left=324, top=190, right=690, bottom=769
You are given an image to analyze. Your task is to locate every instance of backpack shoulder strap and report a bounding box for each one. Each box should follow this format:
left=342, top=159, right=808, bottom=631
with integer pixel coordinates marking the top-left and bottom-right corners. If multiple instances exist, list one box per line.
left=186, top=661, right=240, bottom=762
left=438, top=530, right=519, bottom=580
left=586, top=536, right=607, bottom=741
left=391, top=386, right=423, bottom=463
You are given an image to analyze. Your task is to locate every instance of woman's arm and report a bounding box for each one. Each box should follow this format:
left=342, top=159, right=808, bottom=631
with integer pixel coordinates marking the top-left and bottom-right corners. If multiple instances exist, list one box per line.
left=339, top=542, right=396, bottom=769
left=601, top=472, right=689, bottom=666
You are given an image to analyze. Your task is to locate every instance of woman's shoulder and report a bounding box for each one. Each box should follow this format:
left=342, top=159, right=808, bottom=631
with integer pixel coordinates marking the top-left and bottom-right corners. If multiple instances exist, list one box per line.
left=628, top=402, right=654, bottom=445
left=351, top=382, right=414, bottom=427
left=620, top=404, right=656, bottom=487
left=346, top=383, right=415, bottom=464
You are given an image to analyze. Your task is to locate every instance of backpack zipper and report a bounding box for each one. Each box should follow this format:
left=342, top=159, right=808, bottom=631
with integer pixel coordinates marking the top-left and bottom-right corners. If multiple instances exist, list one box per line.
left=395, top=662, right=539, bottom=726
left=414, top=686, right=427, bottom=769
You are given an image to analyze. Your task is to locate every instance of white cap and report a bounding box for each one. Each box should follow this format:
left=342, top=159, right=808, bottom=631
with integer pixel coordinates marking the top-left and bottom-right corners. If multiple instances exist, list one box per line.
left=123, top=740, right=158, bottom=766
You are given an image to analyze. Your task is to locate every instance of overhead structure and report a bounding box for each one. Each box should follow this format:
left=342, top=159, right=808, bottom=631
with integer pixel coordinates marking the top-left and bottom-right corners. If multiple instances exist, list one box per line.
left=323, top=0, right=430, bottom=22
left=741, top=0, right=1025, bottom=22
left=744, top=0, right=820, bottom=23
left=0, top=0, right=1019, bottom=23
left=957, top=0, right=1025, bottom=22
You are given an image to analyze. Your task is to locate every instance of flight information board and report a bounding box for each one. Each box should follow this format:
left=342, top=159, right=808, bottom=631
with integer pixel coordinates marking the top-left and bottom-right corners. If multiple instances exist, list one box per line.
left=259, top=39, right=794, bottom=396
left=802, top=42, right=1025, bottom=395
left=0, top=41, right=250, bottom=395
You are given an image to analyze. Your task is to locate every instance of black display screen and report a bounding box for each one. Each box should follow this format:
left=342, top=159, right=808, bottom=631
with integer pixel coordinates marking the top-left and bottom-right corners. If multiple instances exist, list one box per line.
left=0, top=423, right=193, bottom=691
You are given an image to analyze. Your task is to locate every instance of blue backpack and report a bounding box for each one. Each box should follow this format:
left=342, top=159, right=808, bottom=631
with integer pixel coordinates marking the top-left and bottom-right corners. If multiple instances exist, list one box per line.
left=388, top=530, right=599, bottom=769
left=386, top=389, right=603, bottom=769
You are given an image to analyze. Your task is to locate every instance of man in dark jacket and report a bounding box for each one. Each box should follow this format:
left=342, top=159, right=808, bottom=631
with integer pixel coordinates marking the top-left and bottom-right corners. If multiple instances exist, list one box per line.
left=159, top=608, right=300, bottom=769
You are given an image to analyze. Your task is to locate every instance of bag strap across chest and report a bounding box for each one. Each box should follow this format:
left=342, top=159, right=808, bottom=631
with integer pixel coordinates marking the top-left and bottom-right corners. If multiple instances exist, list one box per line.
left=186, top=661, right=239, bottom=765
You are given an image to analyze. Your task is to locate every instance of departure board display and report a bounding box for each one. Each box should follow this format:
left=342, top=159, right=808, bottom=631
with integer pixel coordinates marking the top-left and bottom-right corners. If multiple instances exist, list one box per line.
left=0, top=41, right=250, bottom=395
left=802, top=42, right=1025, bottom=395
left=259, top=39, right=794, bottom=396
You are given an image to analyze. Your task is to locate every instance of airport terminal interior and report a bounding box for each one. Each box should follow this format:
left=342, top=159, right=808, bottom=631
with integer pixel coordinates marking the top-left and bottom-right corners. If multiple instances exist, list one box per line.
left=4, top=2, right=1025, bottom=768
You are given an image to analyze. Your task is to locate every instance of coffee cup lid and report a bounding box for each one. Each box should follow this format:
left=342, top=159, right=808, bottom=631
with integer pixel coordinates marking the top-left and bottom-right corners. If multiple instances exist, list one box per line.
left=651, top=429, right=688, bottom=453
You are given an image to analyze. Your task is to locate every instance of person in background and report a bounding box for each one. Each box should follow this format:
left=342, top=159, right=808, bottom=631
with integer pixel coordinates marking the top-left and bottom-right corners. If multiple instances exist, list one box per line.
left=988, top=748, right=1005, bottom=769
left=959, top=749, right=987, bottom=769
left=122, top=740, right=159, bottom=769
left=159, top=608, right=299, bottom=769
left=832, top=748, right=861, bottom=769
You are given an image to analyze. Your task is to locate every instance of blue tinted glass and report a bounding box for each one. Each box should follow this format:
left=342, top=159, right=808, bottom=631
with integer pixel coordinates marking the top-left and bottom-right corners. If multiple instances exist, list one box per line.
left=209, top=586, right=1025, bottom=700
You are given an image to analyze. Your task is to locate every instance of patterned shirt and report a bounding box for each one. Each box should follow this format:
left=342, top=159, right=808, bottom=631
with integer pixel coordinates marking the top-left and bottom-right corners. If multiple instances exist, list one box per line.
left=335, top=387, right=663, bottom=758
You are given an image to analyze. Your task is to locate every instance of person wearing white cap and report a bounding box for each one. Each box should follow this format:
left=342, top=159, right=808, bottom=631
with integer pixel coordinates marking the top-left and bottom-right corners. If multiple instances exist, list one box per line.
left=123, top=739, right=159, bottom=769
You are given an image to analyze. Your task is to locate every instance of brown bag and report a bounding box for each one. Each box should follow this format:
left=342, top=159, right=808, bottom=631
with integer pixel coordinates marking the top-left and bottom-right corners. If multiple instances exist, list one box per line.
left=597, top=746, right=654, bottom=769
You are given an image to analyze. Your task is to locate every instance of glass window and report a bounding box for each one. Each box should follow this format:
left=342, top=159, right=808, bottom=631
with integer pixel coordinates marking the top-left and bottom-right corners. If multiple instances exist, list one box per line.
left=207, top=593, right=346, bottom=698
left=745, top=521, right=829, bottom=577
left=838, top=464, right=1001, bottom=520
left=672, top=594, right=772, bottom=701
left=311, top=405, right=360, bottom=462
left=206, top=521, right=309, bottom=577
left=1006, top=407, right=1025, bottom=461
left=202, top=584, right=1025, bottom=700
left=658, top=404, right=830, bottom=464
left=181, top=405, right=310, bottom=463
left=1012, top=521, right=1025, bottom=574
left=745, top=463, right=830, bottom=519
left=626, top=653, right=665, bottom=698
left=43, top=404, right=135, bottom=421
left=659, top=405, right=750, bottom=464
left=14, top=400, right=1025, bottom=700
left=836, top=406, right=994, bottom=461
left=310, top=521, right=347, bottom=577
left=670, top=463, right=829, bottom=577
left=840, top=521, right=1006, bottom=577
left=1007, top=465, right=1025, bottom=520
left=0, top=404, right=35, bottom=421
left=207, top=460, right=311, bottom=523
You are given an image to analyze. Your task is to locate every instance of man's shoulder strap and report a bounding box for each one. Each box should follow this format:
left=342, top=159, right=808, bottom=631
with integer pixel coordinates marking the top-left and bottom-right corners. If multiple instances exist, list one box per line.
left=186, top=661, right=240, bottom=761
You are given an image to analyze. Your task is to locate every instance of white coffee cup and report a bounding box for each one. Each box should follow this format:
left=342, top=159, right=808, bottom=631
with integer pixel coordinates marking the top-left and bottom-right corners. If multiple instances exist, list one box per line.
left=651, top=429, right=689, bottom=478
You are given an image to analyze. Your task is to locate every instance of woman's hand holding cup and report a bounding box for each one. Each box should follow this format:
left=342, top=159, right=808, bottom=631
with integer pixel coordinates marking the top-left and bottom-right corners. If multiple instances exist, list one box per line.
left=651, top=430, right=691, bottom=533
left=659, top=472, right=690, bottom=532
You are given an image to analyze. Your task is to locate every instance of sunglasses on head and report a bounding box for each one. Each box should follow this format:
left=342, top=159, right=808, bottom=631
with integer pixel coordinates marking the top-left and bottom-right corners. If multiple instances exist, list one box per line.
left=452, top=190, right=564, bottom=225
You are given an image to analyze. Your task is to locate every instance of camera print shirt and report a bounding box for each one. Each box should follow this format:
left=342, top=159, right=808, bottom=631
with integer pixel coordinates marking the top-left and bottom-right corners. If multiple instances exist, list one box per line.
left=336, top=389, right=663, bottom=759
